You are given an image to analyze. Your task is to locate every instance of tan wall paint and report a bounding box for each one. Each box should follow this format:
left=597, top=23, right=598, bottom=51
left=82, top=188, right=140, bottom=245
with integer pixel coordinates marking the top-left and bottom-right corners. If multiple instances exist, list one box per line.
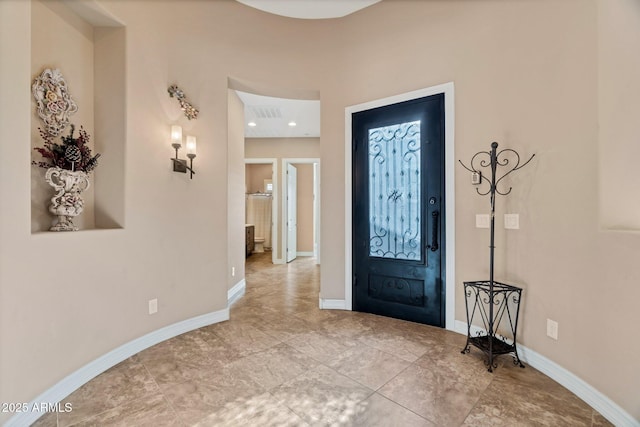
left=93, top=25, right=126, bottom=229
left=245, top=138, right=320, bottom=159
left=294, top=163, right=315, bottom=253
left=598, top=0, right=640, bottom=230
left=228, top=90, right=245, bottom=291
left=245, top=163, right=272, bottom=194
left=31, top=0, right=96, bottom=232
left=1, top=0, right=639, bottom=422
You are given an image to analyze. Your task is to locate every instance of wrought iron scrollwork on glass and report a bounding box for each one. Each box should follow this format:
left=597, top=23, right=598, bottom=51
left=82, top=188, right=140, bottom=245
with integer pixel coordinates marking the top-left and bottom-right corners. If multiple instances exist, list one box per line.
left=368, top=120, right=421, bottom=260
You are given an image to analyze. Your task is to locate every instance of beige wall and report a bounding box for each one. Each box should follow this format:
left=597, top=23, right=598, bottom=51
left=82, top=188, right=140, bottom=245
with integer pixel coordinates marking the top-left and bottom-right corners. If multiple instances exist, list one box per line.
left=245, top=163, right=272, bottom=194
left=598, top=0, right=640, bottom=230
left=245, top=138, right=320, bottom=159
left=228, top=90, right=245, bottom=290
left=294, top=163, right=314, bottom=253
left=1, top=0, right=639, bottom=423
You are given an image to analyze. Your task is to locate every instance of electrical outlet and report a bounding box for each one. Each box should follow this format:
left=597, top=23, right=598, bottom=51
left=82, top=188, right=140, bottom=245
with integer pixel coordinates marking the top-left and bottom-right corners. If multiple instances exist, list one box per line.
left=149, top=298, right=158, bottom=315
left=504, top=213, right=520, bottom=229
left=475, top=214, right=490, bottom=228
left=547, top=319, right=558, bottom=340
left=232, top=267, right=235, bottom=277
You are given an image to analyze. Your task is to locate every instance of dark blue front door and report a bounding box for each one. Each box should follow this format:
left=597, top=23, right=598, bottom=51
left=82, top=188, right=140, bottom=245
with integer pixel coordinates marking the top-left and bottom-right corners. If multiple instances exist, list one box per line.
left=352, top=94, right=445, bottom=327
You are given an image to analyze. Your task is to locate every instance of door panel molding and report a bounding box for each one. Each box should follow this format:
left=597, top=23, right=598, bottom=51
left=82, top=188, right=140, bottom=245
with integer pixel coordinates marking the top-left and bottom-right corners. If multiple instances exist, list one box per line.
left=344, top=82, right=456, bottom=330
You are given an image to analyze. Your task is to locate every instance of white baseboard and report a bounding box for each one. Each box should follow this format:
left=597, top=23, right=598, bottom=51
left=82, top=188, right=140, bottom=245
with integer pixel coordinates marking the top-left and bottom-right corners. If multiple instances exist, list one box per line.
left=453, top=321, right=638, bottom=427
left=6, top=308, right=230, bottom=427
left=227, top=279, right=246, bottom=306
left=296, top=251, right=314, bottom=257
left=319, top=297, right=349, bottom=310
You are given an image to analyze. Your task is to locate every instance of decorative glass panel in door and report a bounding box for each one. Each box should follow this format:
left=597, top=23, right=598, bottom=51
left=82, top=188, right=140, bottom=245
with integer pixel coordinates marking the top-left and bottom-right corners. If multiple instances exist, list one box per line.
left=368, top=120, right=421, bottom=260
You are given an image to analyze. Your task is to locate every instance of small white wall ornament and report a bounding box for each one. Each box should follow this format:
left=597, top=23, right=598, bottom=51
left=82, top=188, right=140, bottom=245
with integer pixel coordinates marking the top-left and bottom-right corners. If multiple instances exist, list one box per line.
left=168, top=84, right=199, bottom=120
left=32, top=68, right=78, bottom=137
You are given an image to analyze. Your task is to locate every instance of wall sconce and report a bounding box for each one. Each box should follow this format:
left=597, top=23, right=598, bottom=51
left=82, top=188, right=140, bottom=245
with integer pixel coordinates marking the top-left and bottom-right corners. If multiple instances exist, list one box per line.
left=170, top=125, right=196, bottom=179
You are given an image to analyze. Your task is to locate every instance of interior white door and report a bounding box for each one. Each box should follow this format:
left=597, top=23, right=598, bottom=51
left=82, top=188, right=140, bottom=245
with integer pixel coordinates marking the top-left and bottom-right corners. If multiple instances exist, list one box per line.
left=286, top=163, right=298, bottom=263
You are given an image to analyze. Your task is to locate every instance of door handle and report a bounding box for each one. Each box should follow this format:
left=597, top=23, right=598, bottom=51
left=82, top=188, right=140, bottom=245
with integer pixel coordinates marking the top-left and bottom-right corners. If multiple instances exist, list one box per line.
left=429, top=210, right=439, bottom=252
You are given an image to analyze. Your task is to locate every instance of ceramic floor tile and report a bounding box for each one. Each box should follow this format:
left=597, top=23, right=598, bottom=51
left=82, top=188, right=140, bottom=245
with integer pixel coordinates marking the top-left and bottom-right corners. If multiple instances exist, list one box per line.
left=226, top=342, right=319, bottom=390
left=161, top=367, right=265, bottom=425
left=326, top=344, right=411, bottom=390
left=30, top=411, right=57, bottom=427
left=351, top=393, right=435, bottom=427
left=58, top=358, right=159, bottom=427
left=463, top=388, right=593, bottom=427
left=378, top=361, right=487, bottom=426
left=45, top=253, right=612, bottom=427
left=464, top=370, right=595, bottom=427
left=193, top=391, right=309, bottom=427
left=592, top=411, right=615, bottom=427
left=70, top=394, right=179, bottom=427
left=253, top=314, right=316, bottom=341
left=285, top=330, right=353, bottom=363
left=208, top=320, right=282, bottom=357
left=271, top=364, right=374, bottom=425
left=142, top=356, right=226, bottom=389
left=356, top=329, right=429, bottom=362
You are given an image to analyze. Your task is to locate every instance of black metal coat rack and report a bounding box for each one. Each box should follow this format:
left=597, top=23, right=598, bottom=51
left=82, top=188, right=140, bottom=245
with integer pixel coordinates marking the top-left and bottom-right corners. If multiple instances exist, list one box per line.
left=459, top=142, right=534, bottom=371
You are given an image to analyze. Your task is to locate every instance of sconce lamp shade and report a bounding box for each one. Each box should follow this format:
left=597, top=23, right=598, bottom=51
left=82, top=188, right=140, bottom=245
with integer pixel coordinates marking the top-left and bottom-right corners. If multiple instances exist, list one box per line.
left=186, top=135, right=197, bottom=156
left=171, top=125, right=183, bottom=147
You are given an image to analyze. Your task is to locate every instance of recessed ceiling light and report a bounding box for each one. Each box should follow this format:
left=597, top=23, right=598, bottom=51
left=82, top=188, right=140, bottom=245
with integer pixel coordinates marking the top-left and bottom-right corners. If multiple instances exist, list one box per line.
left=288, top=121, right=297, bottom=127
left=248, top=121, right=256, bottom=127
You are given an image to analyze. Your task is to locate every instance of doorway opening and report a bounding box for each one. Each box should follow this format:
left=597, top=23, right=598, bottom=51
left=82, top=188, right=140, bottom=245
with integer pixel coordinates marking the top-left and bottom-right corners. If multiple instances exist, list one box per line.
left=245, top=158, right=278, bottom=264
left=282, top=158, right=321, bottom=264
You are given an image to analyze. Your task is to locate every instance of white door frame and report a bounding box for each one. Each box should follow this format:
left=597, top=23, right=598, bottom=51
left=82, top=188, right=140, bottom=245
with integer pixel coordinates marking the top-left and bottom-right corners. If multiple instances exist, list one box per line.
left=245, top=158, right=279, bottom=264
left=344, top=82, right=456, bottom=330
left=282, top=158, right=321, bottom=264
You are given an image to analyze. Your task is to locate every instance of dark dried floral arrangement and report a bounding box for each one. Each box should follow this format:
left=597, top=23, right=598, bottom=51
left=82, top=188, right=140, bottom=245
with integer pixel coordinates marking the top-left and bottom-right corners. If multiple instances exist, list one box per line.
left=32, top=124, right=100, bottom=173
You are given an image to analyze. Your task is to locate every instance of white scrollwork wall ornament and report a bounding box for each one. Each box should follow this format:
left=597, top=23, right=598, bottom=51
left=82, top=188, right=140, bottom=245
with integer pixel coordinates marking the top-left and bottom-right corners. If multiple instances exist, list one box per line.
left=32, top=68, right=78, bottom=136
left=45, top=167, right=90, bottom=231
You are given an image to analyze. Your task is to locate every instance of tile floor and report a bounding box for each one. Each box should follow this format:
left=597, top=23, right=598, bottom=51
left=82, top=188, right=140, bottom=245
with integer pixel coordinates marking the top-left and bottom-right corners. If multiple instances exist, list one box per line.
left=32, top=253, right=612, bottom=426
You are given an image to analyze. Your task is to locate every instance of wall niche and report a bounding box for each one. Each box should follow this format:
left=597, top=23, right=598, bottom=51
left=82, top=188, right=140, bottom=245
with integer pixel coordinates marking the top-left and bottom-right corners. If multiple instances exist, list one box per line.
left=30, top=0, right=125, bottom=233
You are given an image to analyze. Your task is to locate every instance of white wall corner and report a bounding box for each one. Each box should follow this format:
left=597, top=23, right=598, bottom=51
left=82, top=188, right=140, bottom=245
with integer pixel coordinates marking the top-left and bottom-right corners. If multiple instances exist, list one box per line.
left=6, top=308, right=230, bottom=427
left=319, top=296, right=349, bottom=310
left=227, top=279, right=246, bottom=307
left=452, top=321, right=638, bottom=427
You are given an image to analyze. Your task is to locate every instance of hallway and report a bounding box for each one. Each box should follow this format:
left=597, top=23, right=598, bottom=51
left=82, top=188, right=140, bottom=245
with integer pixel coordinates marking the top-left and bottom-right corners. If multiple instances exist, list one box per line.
left=34, top=254, right=610, bottom=426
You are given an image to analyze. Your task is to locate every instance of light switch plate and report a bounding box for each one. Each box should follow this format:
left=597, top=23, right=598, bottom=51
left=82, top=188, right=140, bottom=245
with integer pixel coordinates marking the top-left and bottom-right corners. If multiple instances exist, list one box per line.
left=547, top=319, right=558, bottom=340
left=475, top=214, right=490, bottom=228
left=504, top=213, right=520, bottom=229
left=149, top=298, right=158, bottom=315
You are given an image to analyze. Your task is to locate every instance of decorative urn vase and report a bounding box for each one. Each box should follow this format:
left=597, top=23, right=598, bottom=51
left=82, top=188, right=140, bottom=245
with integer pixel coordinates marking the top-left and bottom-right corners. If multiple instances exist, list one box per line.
left=45, top=167, right=90, bottom=231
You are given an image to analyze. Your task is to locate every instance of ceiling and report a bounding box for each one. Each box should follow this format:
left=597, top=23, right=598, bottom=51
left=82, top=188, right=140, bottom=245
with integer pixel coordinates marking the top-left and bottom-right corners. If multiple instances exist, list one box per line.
left=236, top=91, right=320, bottom=139
left=234, top=1, right=381, bottom=138
left=235, top=0, right=381, bottom=20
